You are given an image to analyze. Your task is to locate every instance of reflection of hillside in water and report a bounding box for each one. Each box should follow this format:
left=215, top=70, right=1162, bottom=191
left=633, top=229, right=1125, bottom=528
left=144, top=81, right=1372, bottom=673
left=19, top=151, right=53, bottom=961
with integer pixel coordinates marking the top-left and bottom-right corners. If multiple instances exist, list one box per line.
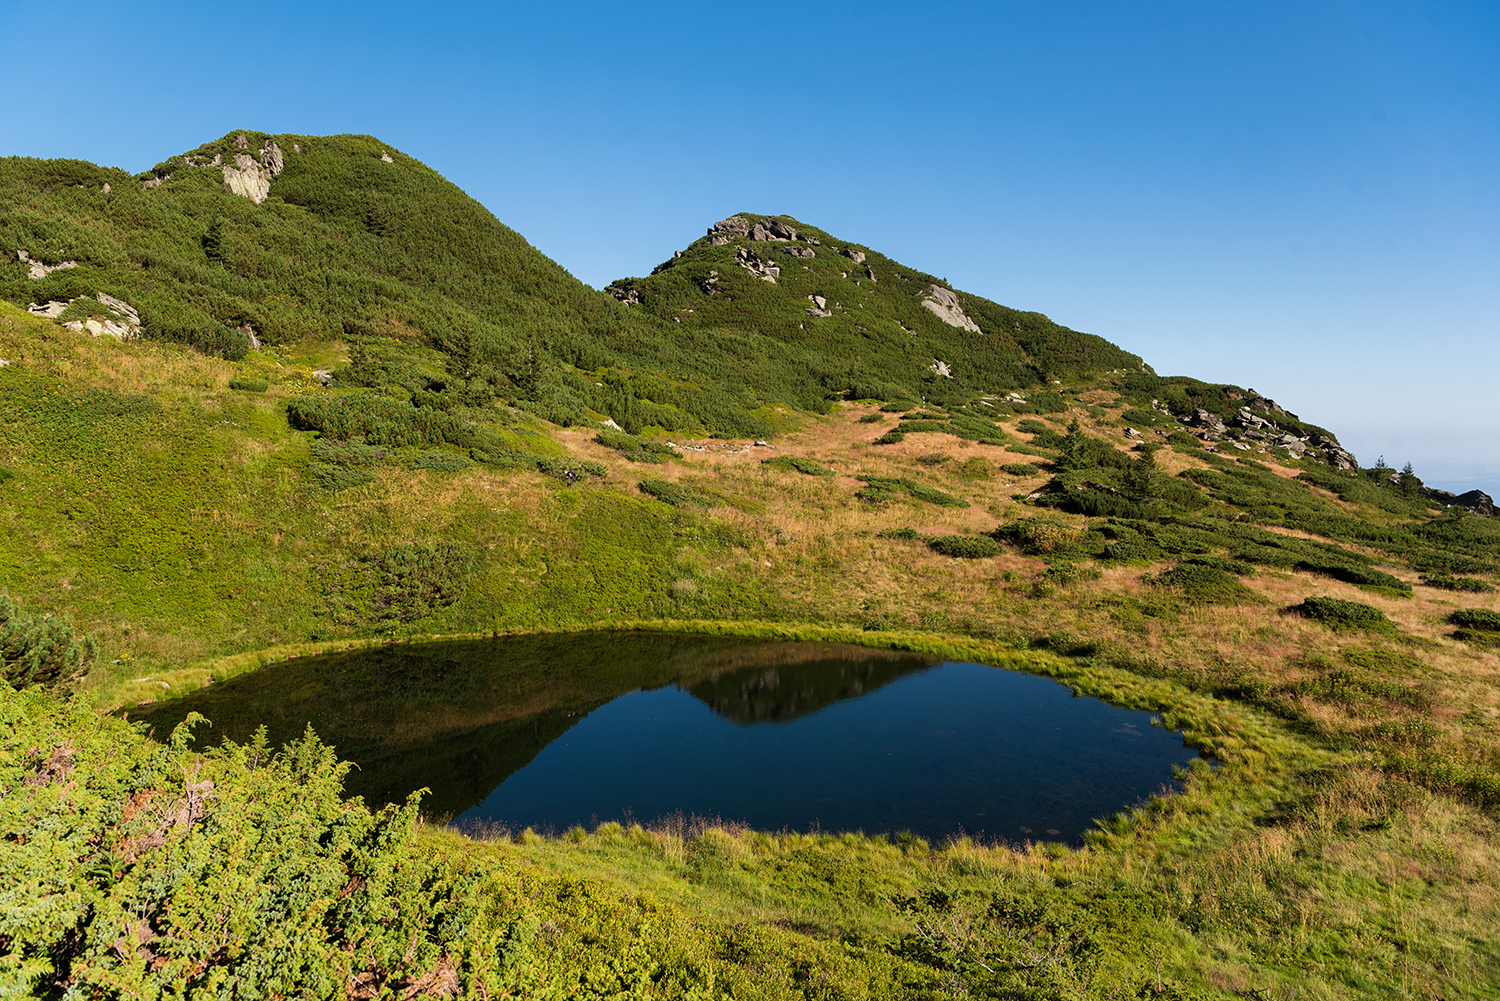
left=127, top=633, right=934, bottom=817
left=684, top=644, right=939, bottom=724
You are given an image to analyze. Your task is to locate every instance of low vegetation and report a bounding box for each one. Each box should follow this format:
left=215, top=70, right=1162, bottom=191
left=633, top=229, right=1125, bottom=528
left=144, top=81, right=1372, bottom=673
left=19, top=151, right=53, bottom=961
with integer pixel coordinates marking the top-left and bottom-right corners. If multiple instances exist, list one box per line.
left=2, top=137, right=1499, bottom=998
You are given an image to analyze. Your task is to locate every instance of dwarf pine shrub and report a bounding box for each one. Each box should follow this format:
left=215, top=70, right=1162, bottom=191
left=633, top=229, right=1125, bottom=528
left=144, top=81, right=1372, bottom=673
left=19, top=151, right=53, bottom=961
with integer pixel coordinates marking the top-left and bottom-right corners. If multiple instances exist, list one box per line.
left=1294, top=597, right=1395, bottom=633
left=762, top=456, right=834, bottom=476
left=1448, top=608, right=1500, bottom=632
left=928, top=535, right=1001, bottom=559
left=0, top=593, right=97, bottom=689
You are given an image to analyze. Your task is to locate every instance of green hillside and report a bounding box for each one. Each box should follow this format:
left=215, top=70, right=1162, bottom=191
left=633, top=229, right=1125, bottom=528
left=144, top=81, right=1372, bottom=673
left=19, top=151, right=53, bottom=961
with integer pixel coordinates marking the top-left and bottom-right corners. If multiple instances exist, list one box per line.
left=3, top=135, right=1500, bottom=999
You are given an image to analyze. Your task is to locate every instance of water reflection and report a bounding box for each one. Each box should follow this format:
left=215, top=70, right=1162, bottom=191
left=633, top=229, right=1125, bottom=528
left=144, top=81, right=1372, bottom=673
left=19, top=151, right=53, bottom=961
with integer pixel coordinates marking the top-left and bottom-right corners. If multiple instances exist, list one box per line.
left=130, top=633, right=1195, bottom=842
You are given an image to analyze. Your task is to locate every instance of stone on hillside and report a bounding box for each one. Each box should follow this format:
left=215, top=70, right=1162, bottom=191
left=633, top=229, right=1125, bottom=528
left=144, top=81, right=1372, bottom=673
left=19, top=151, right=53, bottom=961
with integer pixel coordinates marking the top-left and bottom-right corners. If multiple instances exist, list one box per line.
left=866, top=267, right=876, bottom=282
left=806, top=294, right=831, bottom=318
left=843, top=248, right=867, bottom=264
left=920, top=284, right=981, bottom=333
left=735, top=246, right=780, bottom=282
left=102, top=182, right=110, bottom=194
left=260, top=141, right=284, bottom=176
left=783, top=246, right=815, bottom=258
left=236, top=323, right=261, bottom=350
left=1455, top=490, right=1497, bottom=516
left=929, top=359, right=953, bottom=378
left=1325, top=446, right=1357, bottom=471
left=381, top=152, right=394, bottom=163
left=17, top=250, right=78, bottom=281
left=606, top=283, right=641, bottom=305
left=235, top=134, right=248, bottom=149
left=750, top=218, right=798, bottom=242
left=222, top=154, right=272, bottom=203
left=1236, top=407, right=1273, bottom=430
left=707, top=215, right=750, bottom=245
left=27, top=300, right=69, bottom=319
left=1185, top=408, right=1228, bottom=434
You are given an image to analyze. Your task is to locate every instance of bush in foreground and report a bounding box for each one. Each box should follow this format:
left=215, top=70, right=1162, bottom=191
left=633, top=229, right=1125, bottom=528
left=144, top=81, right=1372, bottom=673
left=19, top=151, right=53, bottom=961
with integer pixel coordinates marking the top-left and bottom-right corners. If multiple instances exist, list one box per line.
left=0, top=594, right=97, bottom=690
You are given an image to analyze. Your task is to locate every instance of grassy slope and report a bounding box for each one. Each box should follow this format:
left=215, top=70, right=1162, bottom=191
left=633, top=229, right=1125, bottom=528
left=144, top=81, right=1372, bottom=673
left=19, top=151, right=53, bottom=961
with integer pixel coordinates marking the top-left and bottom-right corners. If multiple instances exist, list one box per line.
left=2, top=138, right=1499, bottom=996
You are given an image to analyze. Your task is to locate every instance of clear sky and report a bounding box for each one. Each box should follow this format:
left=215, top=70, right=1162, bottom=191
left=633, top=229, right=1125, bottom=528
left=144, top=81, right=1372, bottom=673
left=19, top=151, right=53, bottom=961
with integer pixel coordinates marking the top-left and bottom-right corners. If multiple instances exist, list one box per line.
left=5, top=1, right=1497, bottom=492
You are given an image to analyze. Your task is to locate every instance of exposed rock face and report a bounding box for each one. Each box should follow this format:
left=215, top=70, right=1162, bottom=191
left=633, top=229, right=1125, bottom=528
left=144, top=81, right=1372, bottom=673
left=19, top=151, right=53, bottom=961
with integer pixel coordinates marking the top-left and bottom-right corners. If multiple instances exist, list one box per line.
left=17, top=250, right=77, bottom=280
left=699, top=270, right=720, bottom=294
left=1324, top=446, right=1358, bottom=471
left=929, top=359, right=953, bottom=378
left=236, top=323, right=262, bottom=350
left=707, top=215, right=750, bottom=245
left=865, top=266, right=876, bottom=282
left=1426, top=488, right=1497, bottom=516
left=1184, top=409, right=1228, bottom=437
left=750, top=218, right=798, bottom=242
left=920, top=284, right=981, bottom=333
left=1272, top=433, right=1307, bottom=455
left=783, top=246, right=815, bottom=259
left=29, top=292, right=142, bottom=340
left=843, top=248, right=866, bottom=264
left=235, top=134, right=249, bottom=149
left=735, top=246, right=779, bottom=282
left=223, top=155, right=272, bottom=203
left=381, top=152, right=394, bottom=163
left=1235, top=407, right=1274, bottom=431
left=222, top=141, right=287, bottom=204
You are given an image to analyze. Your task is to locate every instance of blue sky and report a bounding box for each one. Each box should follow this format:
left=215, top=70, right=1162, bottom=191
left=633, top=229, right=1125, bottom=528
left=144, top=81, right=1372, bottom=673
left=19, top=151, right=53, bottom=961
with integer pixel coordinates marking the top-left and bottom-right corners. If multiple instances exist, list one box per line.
left=5, top=1, right=1497, bottom=491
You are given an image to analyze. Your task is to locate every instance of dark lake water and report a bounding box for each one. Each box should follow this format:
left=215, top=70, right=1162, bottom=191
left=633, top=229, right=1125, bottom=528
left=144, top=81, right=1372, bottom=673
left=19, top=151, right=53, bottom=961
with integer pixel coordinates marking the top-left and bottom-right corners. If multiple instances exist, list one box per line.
left=131, top=633, right=1196, bottom=843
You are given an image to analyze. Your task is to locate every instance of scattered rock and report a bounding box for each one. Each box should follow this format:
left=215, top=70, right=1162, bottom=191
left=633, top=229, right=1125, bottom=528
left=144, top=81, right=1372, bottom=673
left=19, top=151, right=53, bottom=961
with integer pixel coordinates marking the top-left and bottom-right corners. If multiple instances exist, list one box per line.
left=141, top=176, right=168, bottom=190
left=806, top=294, right=831, bottom=317
left=101, top=182, right=110, bottom=194
left=707, top=215, right=750, bottom=245
left=1232, top=442, right=1251, bottom=450
left=1272, top=433, right=1308, bottom=454
left=782, top=246, right=816, bottom=258
left=1184, top=408, right=1228, bottom=435
left=1123, top=427, right=1141, bottom=439
left=699, top=270, right=720, bottom=294
left=1235, top=407, right=1273, bottom=431
left=17, top=250, right=77, bottom=280
left=29, top=293, right=141, bottom=340
left=842, top=248, right=867, bottom=264
left=750, top=217, right=798, bottom=242
left=865, top=266, right=876, bottom=282
left=0, top=359, right=10, bottom=367
left=1325, top=446, right=1358, bottom=471
left=27, top=300, right=69, bottom=319
left=312, top=370, right=333, bottom=383
left=606, top=283, right=641, bottom=305
left=919, top=284, right=981, bottom=333
left=381, top=152, right=394, bottom=163
left=929, top=359, right=953, bottom=378
left=735, top=246, right=780, bottom=282
left=601, top=418, right=622, bottom=430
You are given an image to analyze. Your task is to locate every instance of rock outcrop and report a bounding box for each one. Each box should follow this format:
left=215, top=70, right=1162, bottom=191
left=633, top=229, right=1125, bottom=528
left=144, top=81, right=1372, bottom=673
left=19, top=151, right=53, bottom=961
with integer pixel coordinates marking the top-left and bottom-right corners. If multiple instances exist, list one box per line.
left=920, top=285, right=981, bottom=333
left=1425, top=488, right=1497, bottom=516
left=221, top=141, right=286, bottom=205
left=929, top=359, right=953, bottom=378
left=842, top=248, right=866, bottom=264
left=707, top=216, right=751, bottom=245
left=28, top=292, right=142, bottom=340
left=783, top=246, right=815, bottom=259
left=805, top=294, right=831, bottom=317
left=17, top=250, right=77, bottom=280
left=750, top=218, right=798, bottom=242
left=736, top=246, right=780, bottom=283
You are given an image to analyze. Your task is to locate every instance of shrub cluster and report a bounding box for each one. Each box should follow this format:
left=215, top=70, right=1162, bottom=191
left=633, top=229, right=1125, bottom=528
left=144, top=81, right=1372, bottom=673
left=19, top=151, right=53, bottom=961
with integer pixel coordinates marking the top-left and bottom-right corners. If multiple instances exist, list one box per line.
left=928, top=535, right=1001, bottom=559
left=594, top=429, right=678, bottom=464
left=1, top=593, right=97, bottom=689
left=762, top=455, right=834, bottom=476
left=638, top=478, right=717, bottom=509
left=1293, top=596, right=1395, bottom=633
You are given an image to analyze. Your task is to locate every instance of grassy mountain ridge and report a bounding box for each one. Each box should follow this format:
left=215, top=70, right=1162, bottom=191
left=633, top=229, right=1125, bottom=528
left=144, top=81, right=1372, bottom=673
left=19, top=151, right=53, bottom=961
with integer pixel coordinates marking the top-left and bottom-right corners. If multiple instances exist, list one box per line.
left=3, top=134, right=1500, bottom=998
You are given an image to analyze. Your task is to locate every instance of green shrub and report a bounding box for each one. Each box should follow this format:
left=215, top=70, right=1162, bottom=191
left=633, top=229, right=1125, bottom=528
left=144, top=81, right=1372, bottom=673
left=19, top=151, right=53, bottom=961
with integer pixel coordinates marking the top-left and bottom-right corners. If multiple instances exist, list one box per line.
left=594, top=429, right=678, bottom=463
left=857, top=413, right=885, bottom=423
left=142, top=319, right=251, bottom=361
left=1001, top=462, right=1040, bottom=477
left=880, top=401, right=917, bottom=413
left=993, top=518, right=1083, bottom=556
left=310, top=438, right=388, bottom=467
left=762, top=455, right=835, bottom=476
left=408, top=450, right=471, bottom=472
left=362, top=540, right=479, bottom=621
left=1294, top=597, right=1395, bottom=633
left=638, top=478, right=716, bottom=509
left=0, top=593, right=97, bottom=689
left=874, top=431, right=906, bottom=445
left=915, top=453, right=949, bottom=466
left=857, top=476, right=965, bottom=507
left=877, top=527, right=921, bottom=540
left=1448, top=608, right=1500, bottom=632
left=1295, top=560, right=1412, bottom=596
left=856, top=484, right=900, bottom=504
left=1422, top=574, right=1495, bottom=593
left=288, top=395, right=472, bottom=449
left=307, top=463, right=375, bottom=492
left=228, top=378, right=268, bottom=392
left=1166, top=431, right=1200, bottom=451
left=928, top=535, right=1001, bottom=559
left=1015, top=419, right=1051, bottom=436
left=1150, top=563, right=1258, bottom=605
